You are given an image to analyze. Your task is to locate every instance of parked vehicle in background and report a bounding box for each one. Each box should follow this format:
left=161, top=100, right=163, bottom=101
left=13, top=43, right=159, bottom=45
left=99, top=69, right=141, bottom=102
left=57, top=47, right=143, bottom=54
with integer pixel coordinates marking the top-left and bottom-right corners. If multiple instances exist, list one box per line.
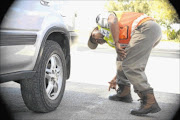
left=0, top=0, right=75, bottom=112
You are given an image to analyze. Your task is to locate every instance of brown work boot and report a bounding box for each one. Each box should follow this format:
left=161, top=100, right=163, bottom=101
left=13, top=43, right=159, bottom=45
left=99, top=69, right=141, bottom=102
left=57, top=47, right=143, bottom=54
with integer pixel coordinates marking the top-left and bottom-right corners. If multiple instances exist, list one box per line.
left=131, top=91, right=161, bottom=115
left=109, top=84, right=133, bottom=103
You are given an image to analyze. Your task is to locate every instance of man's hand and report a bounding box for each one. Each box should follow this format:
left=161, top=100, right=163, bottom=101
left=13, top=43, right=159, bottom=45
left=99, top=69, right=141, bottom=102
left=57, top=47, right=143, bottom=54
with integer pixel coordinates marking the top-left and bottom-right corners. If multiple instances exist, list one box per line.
left=115, top=42, right=127, bottom=61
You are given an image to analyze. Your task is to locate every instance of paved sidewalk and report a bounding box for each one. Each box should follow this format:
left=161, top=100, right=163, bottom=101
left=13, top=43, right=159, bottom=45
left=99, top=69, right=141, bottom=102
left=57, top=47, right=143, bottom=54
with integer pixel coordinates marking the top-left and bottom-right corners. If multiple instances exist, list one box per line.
left=72, top=30, right=180, bottom=51
left=71, top=37, right=180, bottom=51
left=154, top=41, right=179, bottom=51
left=151, top=41, right=180, bottom=58
left=71, top=41, right=180, bottom=59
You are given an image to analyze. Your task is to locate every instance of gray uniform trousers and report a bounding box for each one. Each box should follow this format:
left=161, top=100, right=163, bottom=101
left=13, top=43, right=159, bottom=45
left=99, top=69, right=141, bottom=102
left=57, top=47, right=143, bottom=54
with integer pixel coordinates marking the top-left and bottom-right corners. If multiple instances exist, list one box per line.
left=116, top=20, right=162, bottom=93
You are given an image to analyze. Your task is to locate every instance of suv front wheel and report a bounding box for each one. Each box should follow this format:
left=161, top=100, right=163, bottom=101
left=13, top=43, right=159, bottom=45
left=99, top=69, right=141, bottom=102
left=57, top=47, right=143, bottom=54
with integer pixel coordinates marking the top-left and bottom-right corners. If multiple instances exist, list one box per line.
left=20, top=40, right=67, bottom=112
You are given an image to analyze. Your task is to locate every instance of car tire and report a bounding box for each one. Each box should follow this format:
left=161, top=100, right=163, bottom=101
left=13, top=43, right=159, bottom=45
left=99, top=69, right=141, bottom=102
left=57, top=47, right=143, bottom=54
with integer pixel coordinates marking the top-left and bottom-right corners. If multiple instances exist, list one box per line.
left=20, top=40, right=67, bottom=112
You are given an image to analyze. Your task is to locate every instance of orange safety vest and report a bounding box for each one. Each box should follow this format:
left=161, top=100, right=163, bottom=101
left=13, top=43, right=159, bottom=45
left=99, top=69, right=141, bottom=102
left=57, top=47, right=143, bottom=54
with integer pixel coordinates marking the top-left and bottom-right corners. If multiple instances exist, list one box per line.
left=97, top=12, right=154, bottom=48
left=116, top=12, right=154, bottom=46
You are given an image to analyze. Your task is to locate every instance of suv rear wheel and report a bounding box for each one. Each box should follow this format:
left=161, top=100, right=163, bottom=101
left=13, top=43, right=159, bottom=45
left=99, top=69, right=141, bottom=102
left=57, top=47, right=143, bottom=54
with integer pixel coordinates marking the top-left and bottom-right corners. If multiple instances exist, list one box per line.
left=20, top=40, right=66, bottom=112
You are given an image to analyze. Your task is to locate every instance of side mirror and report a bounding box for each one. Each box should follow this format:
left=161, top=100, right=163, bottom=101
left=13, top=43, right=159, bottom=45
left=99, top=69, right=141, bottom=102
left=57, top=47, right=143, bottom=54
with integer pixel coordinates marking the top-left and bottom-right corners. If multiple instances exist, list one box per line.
left=40, top=0, right=50, bottom=7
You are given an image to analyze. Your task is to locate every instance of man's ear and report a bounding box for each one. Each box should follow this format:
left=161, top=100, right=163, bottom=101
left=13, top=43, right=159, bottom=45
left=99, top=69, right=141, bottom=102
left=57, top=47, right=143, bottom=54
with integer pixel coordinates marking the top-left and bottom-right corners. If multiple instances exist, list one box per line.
left=91, top=27, right=98, bottom=34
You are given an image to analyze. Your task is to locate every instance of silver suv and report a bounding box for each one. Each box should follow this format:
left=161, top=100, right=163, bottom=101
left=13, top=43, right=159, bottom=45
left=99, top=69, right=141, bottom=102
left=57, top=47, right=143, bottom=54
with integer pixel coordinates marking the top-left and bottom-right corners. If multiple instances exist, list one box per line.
left=0, top=0, right=72, bottom=112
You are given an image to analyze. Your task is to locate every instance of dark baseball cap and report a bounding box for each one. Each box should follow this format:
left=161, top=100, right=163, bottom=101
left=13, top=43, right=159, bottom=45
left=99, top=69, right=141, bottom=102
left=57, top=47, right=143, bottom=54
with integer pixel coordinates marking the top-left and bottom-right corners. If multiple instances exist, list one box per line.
left=87, top=27, right=98, bottom=49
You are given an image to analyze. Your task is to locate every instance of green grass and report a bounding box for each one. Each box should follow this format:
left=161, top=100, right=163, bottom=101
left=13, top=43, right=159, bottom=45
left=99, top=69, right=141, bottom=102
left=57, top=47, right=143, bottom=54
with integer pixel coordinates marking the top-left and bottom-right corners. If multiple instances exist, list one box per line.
left=161, top=39, right=180, bottom=43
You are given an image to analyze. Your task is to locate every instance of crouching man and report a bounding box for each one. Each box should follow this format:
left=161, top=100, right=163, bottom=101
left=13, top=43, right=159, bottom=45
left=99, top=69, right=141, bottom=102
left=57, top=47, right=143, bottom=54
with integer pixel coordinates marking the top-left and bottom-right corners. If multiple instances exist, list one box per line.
left=87, top=11, right=162, bottom=115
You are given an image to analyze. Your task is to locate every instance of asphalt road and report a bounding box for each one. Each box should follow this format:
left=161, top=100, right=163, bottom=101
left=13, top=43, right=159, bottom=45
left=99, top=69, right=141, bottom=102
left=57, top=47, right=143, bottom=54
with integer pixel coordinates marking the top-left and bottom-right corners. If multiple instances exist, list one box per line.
left=0, top=81, right=179, bottom=120
left=70, top=44, right=180, bottom=94
left=0, top=44, right=179, bottom=120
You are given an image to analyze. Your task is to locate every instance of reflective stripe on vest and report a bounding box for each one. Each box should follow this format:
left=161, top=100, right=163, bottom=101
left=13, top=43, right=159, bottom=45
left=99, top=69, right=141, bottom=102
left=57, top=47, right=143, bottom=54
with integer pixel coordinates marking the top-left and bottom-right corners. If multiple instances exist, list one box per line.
left=131, top=14, right=149, bottom=36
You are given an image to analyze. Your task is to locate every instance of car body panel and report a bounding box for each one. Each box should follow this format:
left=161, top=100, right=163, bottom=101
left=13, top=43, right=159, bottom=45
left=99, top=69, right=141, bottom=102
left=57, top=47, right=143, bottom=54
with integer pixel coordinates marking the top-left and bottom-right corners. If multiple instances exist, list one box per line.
left=0, top=0, right=71, bottom=81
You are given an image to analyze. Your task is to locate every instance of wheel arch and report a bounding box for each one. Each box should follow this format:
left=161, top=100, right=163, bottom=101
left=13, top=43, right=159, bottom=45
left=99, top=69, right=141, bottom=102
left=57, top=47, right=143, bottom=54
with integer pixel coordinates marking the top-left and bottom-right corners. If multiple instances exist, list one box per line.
left=33, top=27, right=71, bottom=79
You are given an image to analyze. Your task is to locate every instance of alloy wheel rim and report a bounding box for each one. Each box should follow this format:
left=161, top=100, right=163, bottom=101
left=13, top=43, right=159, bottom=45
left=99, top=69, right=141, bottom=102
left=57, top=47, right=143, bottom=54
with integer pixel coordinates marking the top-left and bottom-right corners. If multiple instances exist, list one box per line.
left=45, top=54, right=63, bottom=100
